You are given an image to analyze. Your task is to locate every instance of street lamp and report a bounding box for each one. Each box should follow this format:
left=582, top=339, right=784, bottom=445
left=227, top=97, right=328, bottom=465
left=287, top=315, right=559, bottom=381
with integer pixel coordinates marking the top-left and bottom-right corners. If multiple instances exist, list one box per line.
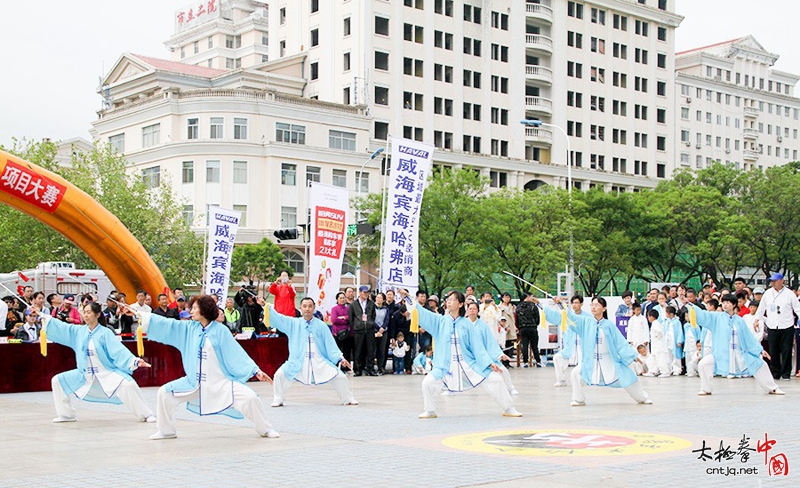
left=354, top=148, right=385, bottom=288
left=520, top=119, right=574, bottom=297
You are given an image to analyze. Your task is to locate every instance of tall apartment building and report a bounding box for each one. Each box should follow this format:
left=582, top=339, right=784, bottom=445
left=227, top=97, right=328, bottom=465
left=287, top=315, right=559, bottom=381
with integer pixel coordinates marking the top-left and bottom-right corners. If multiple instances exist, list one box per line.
left=675, top=36, right=800, bottom=171
left=271, top=0, right=682, bottom=191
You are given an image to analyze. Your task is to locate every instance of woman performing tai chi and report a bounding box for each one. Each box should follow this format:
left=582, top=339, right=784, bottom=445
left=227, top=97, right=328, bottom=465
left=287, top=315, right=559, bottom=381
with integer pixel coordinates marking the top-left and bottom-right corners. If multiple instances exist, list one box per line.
left=36, top=303, right=155, bottom=424
left=543, top=296, right=653, bottom=407
left=415, top=291, right=522, bottom=419
left=133, top=295, right=278, bottom=440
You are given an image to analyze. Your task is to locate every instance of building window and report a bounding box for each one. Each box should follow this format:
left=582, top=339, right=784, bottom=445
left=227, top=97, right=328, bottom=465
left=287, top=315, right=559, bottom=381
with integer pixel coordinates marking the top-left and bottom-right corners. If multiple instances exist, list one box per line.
left=375, top=121, right=389, bottom=140
left=283, top=251, right=304, bottom=275
left=108, top=133, right=125, bottom=153
left=182, top=161, right=194, bottom=184
left=344, top=17, right=351, bottom=36
left=279, top=7, right=286, bottom=25
left=187, top=118, right=198, bottom=140
left=657, top=26, right=667, bottom=41
left=233, top=161, right=247, bottom=184
left=343, top=52, right=351, bottom=71
left=375, top=51, right=389, bottom=70
left=310, top=0, right=319, bottom=13
left=232, top=205, right=247, bottom=227
left=332, top=169, right=347, bottom=188
left=306, top=166, right=321, bottom=184
left=281, top=206, right=297, bottom=228
left=281, top=164, right=297, bottom=186
left=310, top=62, right=319, bottom=80
left=374, top=86, right=389, bottom=105
left=329, top=130, right=357, bottom=151
left=142, top=166, right=160, bottom=189
left=142, top=124, right=160, bottom=147
left=489, top=171, right=508, bottom=188
left=276, top=122, right=306, bottom=144
left=183, top=205, right=194, bottom=226
left=233, top=118, right=247, bottom=140
left=193, top=41, right=199, bottom=54
left=206, top=160, right=220, bottom=183
left=355, top=171, right=369, bottom=193
left=210, top=117, right=224, bottom=139
left=208, top=36, right=213, bottom=48
left=310, top=28, right=319, bottom=47
left=226, top=35, right=242, bottom=48
left=375, top=16, right=389, bottom=36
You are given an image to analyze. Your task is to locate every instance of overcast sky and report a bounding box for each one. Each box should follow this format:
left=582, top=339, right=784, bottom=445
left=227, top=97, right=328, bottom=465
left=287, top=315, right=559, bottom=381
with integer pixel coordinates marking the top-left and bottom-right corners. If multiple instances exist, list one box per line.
left=1, top=0, right=798, bottom=148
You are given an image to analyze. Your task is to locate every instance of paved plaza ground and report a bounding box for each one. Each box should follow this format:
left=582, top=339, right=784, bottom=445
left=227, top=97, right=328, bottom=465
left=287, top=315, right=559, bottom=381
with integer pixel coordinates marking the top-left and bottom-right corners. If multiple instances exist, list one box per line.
left=2, top=364, right=798, bottom=487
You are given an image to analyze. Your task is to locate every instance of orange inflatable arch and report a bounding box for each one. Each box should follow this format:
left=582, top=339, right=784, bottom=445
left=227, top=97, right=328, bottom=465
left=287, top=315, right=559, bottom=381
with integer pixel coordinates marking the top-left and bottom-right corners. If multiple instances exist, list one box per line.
left=0, top=149, right=167, bottom=299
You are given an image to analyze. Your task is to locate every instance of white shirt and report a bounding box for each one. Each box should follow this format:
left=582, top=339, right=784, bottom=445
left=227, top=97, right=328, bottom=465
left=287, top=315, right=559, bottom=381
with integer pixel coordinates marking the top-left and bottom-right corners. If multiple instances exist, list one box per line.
left=626, top=314, right=649, bottom=347
left=755, top=286, right=800, bottom=330
left=590, top=326, right=618, bottom=386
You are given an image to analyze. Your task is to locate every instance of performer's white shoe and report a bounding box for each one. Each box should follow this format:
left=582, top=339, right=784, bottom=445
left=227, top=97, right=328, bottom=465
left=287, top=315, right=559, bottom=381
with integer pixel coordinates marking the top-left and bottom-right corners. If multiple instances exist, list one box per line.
left=697, top=391, right=712, bottom=396
left=503, top=407, right=523, bottom=417
left=52, top=416, right=77, bottom=423
left=143, top=415, right=156, bottom=423
left=658, top=373, right=671, bottom=378
left=770, top=388, right=786, bottom=395
left=262, top=429, right=281, bottom=438
left=570, top=400, right=586, bottom=406
left=344, top=400, right=359, bottom=406
left=509, top=388, right=520, bottom=395
left=639, top=399, right=654, bottom=405
left=553, top=380, right=567, bottom=387
left=440, top=390, right=454, bottom=396
left=270, top=400, right=284, bottom=407
left=149, top=431, right=177, bottom=440
left=418, top=411, right=438, bottom=419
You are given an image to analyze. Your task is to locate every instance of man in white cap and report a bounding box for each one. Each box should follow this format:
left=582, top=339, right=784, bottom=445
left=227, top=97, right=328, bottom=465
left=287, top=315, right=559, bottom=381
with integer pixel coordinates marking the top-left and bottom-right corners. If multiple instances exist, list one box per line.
left=754, top=273, right=800, bottom=381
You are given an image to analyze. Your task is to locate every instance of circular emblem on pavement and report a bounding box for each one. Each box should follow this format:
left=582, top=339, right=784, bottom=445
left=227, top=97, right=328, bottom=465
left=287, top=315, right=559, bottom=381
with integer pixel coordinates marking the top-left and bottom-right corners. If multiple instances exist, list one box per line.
left=442, top=429, right=691, bottom=456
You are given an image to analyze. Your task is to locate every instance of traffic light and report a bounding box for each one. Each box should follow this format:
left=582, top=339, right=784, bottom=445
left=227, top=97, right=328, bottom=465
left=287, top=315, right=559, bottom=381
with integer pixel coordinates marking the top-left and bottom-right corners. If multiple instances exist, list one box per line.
left=273, top=228, right=298, bottom=240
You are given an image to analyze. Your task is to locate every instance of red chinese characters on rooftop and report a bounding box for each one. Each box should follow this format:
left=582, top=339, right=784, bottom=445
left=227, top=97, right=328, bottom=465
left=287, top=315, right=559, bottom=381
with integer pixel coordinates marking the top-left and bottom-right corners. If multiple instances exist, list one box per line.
left=0, top=160, right=67, bottom=214
left=176, top=0, right=217, bottom=24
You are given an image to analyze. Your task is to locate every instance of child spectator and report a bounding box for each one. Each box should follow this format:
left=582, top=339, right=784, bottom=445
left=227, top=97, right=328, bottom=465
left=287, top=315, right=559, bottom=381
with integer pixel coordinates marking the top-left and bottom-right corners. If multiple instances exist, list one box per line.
left=634, top=344, right=657, bottom=376
left=686, top=341, right=702, bottom=377
left=413, top=345, right=433, bottom=375
left=647, top=309, right=671, bottom=377
left=626, top=303, right=649, bottom=348
left=664, top=306, right=684, bottom=375
left=392, top=332, right=410, bottom=374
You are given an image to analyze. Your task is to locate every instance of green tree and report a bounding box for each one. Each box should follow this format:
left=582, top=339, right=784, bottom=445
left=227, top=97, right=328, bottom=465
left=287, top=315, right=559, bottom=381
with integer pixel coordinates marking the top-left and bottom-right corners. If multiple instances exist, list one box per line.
left=230, top=237, right=288, bottom=289
left=0, top=138, right=203, bottom=287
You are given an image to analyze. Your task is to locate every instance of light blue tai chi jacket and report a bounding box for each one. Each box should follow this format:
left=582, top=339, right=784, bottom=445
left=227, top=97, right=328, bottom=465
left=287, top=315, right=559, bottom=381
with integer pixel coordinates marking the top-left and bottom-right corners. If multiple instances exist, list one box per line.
left=543, top=307, right=638, bottom=388
left=146, top=314, right=259, bottom=418
left=664, top=316, right=685, bottom=359
left=268, top=307, right=344, bottom=381
left=45, top=316, right=137, bottom=405
left=415, top=304, right=494, bottom=381
left=468, top=317, right=504, bottom=364
left=686, top=304, right=765, bottom=376
left=557, top=309, right=591, bottom=360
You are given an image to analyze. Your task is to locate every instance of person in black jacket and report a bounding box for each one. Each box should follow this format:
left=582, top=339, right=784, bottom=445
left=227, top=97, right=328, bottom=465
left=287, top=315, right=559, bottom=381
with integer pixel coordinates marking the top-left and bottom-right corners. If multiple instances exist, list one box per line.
left=235, top=288, right=265, bottom=333
left=516, top=293, right=542, bottom=367
left=388, top=304, right=412, bottom=372
left=349, top=285, right=377, bottom=376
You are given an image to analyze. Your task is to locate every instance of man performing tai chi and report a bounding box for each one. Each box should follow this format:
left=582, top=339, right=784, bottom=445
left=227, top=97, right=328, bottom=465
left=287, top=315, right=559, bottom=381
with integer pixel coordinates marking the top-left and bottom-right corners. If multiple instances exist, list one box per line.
left=543, top=297, right=653, bottom=406
left=415, top=291, right=522, bottom=419
left=552, top=295, right=591, bottom=387
left=465, top=301, right=519, bottom=396
left=133, top=295, right=278, bottom=440
left=268, top=298, right=358, bottom=407
left=35, top=303, right=155, bottom=423
left=686, top=294, right=784, bottom=396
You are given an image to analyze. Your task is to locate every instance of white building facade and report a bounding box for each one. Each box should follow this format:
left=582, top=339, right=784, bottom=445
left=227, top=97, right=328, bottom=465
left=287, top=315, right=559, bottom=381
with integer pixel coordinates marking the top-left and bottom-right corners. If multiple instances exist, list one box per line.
left=675, top=36, right=800, bottom=171
left=270, top=0, right=683, bottom=191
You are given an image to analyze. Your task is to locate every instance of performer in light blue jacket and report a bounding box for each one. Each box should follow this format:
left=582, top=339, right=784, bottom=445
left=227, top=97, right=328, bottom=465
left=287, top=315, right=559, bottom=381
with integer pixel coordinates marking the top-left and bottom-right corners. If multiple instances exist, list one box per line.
left=40, top=302, right=155, bottom=423
left=686, top=294, right=783, bottom=396
left=416, top=291, right=521, bottom=419
left=268, top=297, right=357, bottom=407
left=543, top=296, right=652, bottom=406
left=552, top=295, right=592, bottom=387
left=136, top=295, right=278, bottom=440
left=465, top=302, right=518, bottom=395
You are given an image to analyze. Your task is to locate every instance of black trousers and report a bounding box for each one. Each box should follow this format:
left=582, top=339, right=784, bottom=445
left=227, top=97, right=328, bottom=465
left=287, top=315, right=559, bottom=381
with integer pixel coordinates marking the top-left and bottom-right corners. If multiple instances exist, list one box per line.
left=375, top=333, right=389, bottom=372
left=767, top=327, right=794, bottom=379
left=519, top=327, right=541, bottom=364
left=353, top=331, right=376, bottom=372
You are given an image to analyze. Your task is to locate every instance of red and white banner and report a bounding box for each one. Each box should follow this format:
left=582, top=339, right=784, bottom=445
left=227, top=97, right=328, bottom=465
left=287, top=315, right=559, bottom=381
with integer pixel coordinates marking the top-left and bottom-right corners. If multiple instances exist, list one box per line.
left=307, top=182, right=348, bottom=323
left=0, top=159, right=67, bottom=214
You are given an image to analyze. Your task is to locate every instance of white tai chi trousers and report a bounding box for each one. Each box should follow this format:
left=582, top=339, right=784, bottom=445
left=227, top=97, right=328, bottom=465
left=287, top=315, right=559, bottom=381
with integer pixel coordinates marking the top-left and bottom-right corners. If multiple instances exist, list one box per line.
left=570, top=364, right=650, bottom=404
left=271, top=367, right=356, bottom=405
left=497, top=364, right=516, bottom=392
left=51, top=374, right=153, bottom=420
left=421, top=372, right=513, bottom=413
left=156, top=382, right=272, bottom=436
left=697, top=355, right=778, bottom=394
left=553, top=352, right=576, bottom=383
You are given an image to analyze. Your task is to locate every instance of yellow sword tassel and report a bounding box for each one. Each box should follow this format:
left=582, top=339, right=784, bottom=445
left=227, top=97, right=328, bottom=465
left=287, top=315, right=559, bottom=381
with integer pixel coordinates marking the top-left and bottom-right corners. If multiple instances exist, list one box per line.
left=561, top=309, right=568, bottom=332
left=410, top=308, right=419, bottom=333
left=136, top=326, right=144, bottom=357
left=689, top=307, right=698, bottom=328
left=40, top=327, right=47, bottom=357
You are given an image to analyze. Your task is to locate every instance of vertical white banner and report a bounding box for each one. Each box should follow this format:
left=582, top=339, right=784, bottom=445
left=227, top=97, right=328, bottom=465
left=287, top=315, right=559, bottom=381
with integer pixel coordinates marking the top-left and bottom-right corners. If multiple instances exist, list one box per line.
left=307, top=182, right=349, bottom=323
left=379, top=137, right=434, bottom=296
left=204, top=206, right=241, bottom=307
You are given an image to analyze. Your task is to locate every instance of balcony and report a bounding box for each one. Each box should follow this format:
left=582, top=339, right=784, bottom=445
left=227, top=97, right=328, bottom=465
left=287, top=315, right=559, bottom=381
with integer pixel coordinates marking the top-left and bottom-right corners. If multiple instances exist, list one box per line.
left=525, top=3, right=553, bottom=24
left=743, top=149, right=760, bottom=161
left=525, top=65, right=553, bottom=85
left=743, top=128, right=759, bottom=140
left=525, top=96, right=553, bottom=116
left=525, top=34, right=553, bottom=54
left=525, top=126, right=554, bottom=145
left=743, top=106, right=759, bottom=118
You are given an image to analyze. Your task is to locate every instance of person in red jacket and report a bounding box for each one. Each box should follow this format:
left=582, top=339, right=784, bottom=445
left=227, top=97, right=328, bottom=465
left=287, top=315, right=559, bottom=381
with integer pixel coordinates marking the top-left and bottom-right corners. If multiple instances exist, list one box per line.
left=269, top=270, right=297, bottom=317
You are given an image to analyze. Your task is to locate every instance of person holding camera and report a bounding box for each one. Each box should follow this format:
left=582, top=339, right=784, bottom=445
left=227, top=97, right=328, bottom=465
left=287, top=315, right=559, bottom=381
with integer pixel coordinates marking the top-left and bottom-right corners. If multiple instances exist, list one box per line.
left=269, top=270, right=297, bottom=317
